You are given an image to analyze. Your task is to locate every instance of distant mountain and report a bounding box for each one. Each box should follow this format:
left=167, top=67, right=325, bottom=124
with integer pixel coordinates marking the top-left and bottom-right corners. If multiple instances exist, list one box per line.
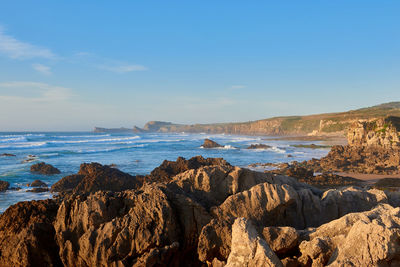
left=94, top=102, right=400, bottom=136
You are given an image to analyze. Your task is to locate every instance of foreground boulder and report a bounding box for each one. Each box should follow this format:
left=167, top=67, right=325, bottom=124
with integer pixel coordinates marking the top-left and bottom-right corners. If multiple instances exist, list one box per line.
left=0, top=180, right=9, bottom=192
left=225, top=218, right=282, bottom=267
left=202, top=139, right=223, bottom=148
left=54, top=184, right=208, bottom=266
left=30, top=162, right=61, bottom=175
left=0, top=199, right=61, bottom=267
left=296, top=204, right=400, bottom=266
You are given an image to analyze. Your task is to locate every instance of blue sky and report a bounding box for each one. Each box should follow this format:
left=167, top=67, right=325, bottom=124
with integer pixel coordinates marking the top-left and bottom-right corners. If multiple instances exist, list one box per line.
left=0, top=1, right=399, bottom=131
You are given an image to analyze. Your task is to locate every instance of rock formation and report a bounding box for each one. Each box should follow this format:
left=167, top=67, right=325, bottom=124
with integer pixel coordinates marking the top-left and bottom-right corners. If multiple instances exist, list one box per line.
left=2, top=157, right=400, bottom=266
left=30, top=162, right=61, bottom=175
left=202, top=139, right=223, bottom=148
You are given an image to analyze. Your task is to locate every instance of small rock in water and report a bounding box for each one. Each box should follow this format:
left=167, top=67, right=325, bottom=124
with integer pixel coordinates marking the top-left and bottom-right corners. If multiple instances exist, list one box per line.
left=28, top=180, right=48, bottom=187
left=0, top=180, right=10, bottom=192
left=30, top=162, right=61, bottom=175
left=246, top=144, right=271, bottom=149
left=202, top=139, right=223, bottom=148
left=1, top=153, right=16, bottom=157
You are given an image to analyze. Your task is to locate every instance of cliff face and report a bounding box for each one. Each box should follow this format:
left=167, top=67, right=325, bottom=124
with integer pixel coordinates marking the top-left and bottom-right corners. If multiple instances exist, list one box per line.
left=347, top=116, right=400, bottom=149
left=94, top=102, right=400, bottom=136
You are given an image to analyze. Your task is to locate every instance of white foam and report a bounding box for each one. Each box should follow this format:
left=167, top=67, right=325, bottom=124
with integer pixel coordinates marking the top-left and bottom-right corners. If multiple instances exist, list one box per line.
left=47, top=136, right=141, bottom=144
left=0, top=142, right=47, bottom=148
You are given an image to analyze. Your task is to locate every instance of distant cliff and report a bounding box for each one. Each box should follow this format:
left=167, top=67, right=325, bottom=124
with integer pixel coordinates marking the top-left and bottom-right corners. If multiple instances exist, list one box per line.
left=94, top=102, right=400, bottom=136
left=347, top=116, right=400, bottom=148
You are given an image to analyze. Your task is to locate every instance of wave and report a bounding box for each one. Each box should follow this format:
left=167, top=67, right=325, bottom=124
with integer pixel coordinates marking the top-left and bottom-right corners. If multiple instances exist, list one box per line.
left=76, top=144, right=147, bottom=154
left=53, top=134, right=111, bottom=138
left=269, top=146, right=286, bottom=154
left=0, top=142, right=47, bottom=149
left=47, top=136, right=141, bottom=144
left=0, top=136, right=27, bottom=143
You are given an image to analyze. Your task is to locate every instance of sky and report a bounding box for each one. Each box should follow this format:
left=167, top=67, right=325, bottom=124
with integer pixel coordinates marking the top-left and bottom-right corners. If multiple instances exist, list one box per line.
left=0, top=1, right=399, bottom=131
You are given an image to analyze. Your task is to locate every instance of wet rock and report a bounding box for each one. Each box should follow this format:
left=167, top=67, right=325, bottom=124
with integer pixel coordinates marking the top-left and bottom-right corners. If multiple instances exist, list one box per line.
left=27, top=187, right=50, bottom=193
left=0, top=199, right=62, bottom=267
left=30, top=162, right=61, bottom=175
left=29, top=179, right=48, bottom=187
left=0, top=180, right=10, bottom=192
left=51, top=162, right=140, bottom=194
left=202, top=139, right=223, bottom=148
left=246, top=144, right=271, bottom=149
left=0, top=153, right=16, bottom=157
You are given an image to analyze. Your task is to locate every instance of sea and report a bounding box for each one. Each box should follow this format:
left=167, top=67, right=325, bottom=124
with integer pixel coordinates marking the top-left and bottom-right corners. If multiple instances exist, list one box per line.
left=0, top=132, right=330, bottom=212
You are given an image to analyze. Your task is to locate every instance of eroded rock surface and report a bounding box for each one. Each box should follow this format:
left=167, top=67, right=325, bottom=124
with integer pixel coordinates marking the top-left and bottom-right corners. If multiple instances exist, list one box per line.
left=0, top=199, right=61, bottom=267
left=2, top=157, right=400, bottom=267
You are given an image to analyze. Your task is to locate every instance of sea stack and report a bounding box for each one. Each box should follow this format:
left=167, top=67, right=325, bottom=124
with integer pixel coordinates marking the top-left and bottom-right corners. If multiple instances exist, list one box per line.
left=202, top=139, right=223, bottom=148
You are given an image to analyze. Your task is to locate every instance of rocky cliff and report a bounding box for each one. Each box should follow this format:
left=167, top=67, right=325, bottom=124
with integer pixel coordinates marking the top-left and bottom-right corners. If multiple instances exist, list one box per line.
left=95, top=102, right=400, bottom=136
left=347, top=116, right=400, bottom=148
left=2, top=156, right=400, bottom=266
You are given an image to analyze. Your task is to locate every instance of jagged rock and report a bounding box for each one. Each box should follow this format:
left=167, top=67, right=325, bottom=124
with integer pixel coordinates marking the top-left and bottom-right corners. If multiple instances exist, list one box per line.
left=0, top=199, right=62, bottom=267
left=51, top=174, right=83, bottom=192
left=54, top=185, right=181, bottom=266
left=149, top=155, right=229, bottom=183
left=212, top=182, right=303, bottom=228
left=198, top=183, right=390, bottom=264
left=225, top=218, right=283, bottom=267
left=27, top=187, right=49, bottom=193
left=51, top=162, right=140, bottom=194
left=54, top=183, right=209, bottom=267
left=246, top=144, right=272, bottom=149
left=29, top=179, right=48, bottom=187
left=0, top=180, right=10, bottom=192
left=298, top=204, right=400, bottom=266
left=202, top=139, right=223, bottom=148
left=30, top=162, right=61, bottom=175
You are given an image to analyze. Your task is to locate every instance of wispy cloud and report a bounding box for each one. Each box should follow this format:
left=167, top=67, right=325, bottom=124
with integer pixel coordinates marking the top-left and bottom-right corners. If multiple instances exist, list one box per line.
left=97, top=64, right=148, bottom=73
left=230, top=85, right=246, bottom=90
left=0, top=81, right=72, bottom=102
left=32, top=63, right=52, bottom=75
left=0, top=26, right=56, bottom=59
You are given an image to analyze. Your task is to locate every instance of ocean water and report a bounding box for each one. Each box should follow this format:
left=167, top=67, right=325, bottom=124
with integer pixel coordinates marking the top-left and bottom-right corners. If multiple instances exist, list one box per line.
left=0, top=132, right=329, bottom=212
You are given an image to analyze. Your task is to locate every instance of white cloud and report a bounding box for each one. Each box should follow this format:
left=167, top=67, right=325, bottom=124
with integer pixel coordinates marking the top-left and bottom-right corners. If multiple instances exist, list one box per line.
left=0, top=26, right=56, bottom=59
left=0, top=81, right=72, bottom=102
left=230, top=85, right=246, bottom=90
left=97, top=64, right=148, bottom=73
left=32, top=63, right=52, bottom=75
